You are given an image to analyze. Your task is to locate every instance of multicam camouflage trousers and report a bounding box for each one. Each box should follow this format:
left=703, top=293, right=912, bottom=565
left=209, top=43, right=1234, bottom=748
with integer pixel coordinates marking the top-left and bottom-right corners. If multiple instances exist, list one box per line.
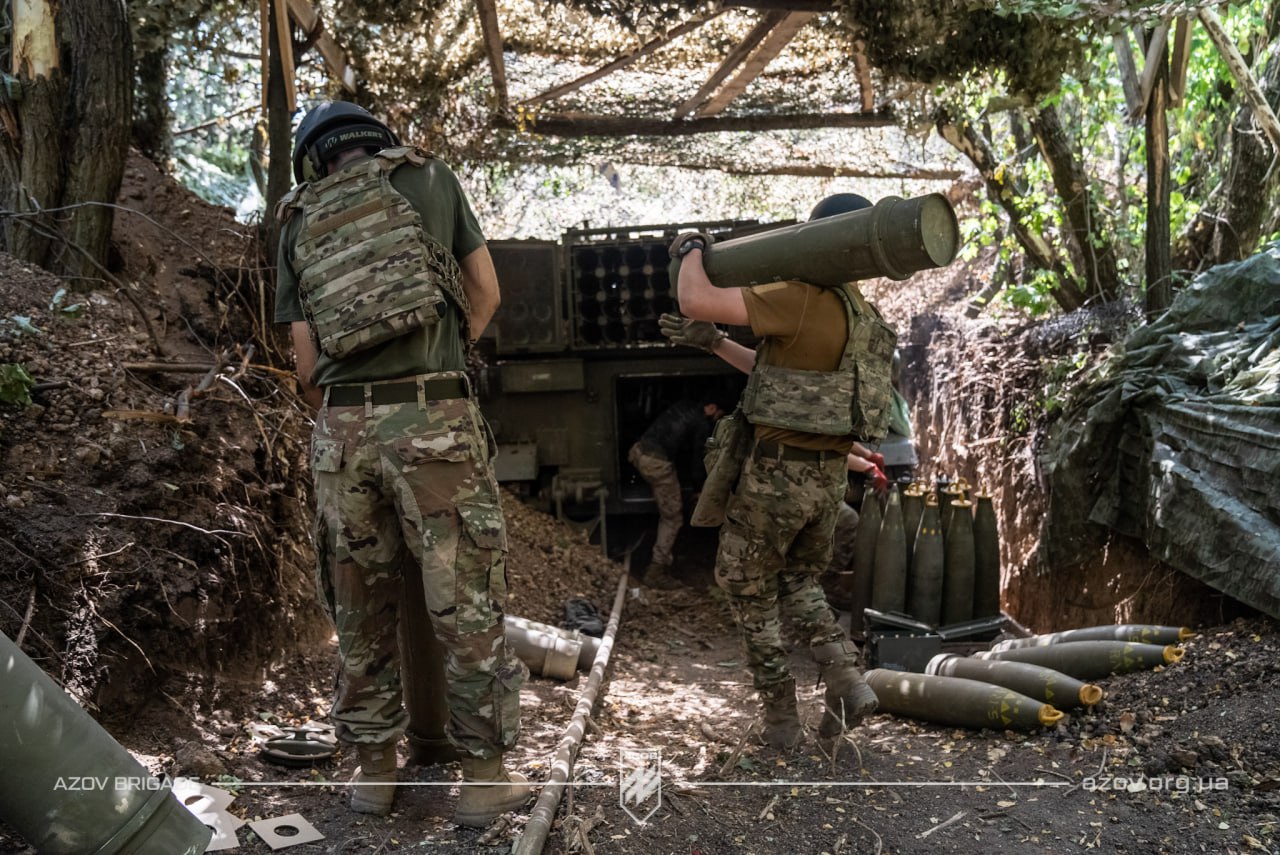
left=628, top=443, right=683, bottom=568
left=309, top=377, right=526, bottom=758
left=714, top=444, right=852, bottom=691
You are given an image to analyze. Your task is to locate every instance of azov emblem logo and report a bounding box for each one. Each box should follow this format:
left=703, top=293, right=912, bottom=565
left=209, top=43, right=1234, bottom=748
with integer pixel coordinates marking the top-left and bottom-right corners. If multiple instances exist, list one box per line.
left=618, top=748, right=662, bottom=824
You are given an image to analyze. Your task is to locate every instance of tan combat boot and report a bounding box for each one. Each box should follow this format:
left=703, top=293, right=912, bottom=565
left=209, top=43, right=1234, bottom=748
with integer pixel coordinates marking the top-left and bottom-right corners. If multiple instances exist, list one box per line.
left=760, top=678, right=803, bottom=749
left=406, top=730, right=461, bottom=766
left=813, top=640, right=879, bottom=738
left=350, top=742, right=398, bottom=815
left=455, top=755, right=533, bottom=828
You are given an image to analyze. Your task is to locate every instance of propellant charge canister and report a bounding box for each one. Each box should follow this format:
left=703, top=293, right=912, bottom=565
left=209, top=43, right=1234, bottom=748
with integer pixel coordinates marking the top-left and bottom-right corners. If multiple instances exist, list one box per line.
left=671, top=194, right=960, bottom=289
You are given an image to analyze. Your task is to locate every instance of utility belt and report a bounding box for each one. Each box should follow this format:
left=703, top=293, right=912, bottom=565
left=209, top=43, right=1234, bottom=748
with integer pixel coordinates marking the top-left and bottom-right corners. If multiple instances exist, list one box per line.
left=751, top=439, right=845, bottom=463
left=324, top=372, right=470, bottom=408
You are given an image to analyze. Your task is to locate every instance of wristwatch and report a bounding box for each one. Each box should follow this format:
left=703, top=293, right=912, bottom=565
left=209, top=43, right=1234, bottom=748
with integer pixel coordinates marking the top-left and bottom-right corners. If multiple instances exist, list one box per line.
left=672, top=235, right=707, bottom=259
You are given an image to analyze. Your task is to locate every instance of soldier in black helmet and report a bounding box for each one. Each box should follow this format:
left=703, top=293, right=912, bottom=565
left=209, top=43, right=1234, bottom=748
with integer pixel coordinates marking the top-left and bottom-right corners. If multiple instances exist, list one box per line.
left=663, top=192, right=895, bottom=749
left=274, top=101, right=529, bottom=824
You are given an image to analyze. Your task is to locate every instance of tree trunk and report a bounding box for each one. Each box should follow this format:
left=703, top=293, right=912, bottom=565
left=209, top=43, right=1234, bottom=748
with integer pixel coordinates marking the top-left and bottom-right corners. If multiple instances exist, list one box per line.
left=60, top=0, right=133, bottom=280
left=1145, top=41, right=1173, bottom=317
left=935, top=106, right=1084, bottom=312
left=0, top=0, right=130, bottom=281
left=1029, top=104, right=1122, bottom=303
left=264, top=0, right=294, bottom=266
left=133, top=34, right=172, bottom=164
left=1174, top=7, right=1280, bottom=270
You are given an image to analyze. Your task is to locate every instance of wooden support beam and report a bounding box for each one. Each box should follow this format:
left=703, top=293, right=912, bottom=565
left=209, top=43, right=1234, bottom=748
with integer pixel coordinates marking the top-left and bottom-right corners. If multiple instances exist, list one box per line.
left=674, top=10, right=785, bottom=119
left=1132, top=22, right=1169, bottom=122
left=695, top=11, right=816, bottom=117
left=1168, top=16, right=1192, bottom=107
left=272, top=0, right=296, bottom=113
left=1198, top=6, right=1280, bottom=153
left=853, top=41, right=874, bottom=113
left=499, top=110, right=894, bottom=137
left=523, top=9, right=725, bottom=107
left=260, top=0, right=270, bottom=111
left=725, top=0, right=835, bottom=10
left=285, top=0, right=356, bottom=93
left=475, top=0, right=510, bottom=114
left=1113, top=32, right=1143, bottom=118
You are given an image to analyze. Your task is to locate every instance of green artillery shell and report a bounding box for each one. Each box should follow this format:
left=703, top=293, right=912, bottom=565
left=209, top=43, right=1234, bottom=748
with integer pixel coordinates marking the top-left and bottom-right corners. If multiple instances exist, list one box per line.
left=849, top=489, right=883, bottom=626
left=907, top=493, right=944, bottom=625
left=972, top=490, right=1001, bottom=618
left=941, top=498, right=975, bottom=625
left=902, top=485, right=924, bottom=566
left=926, top=653, right=1104, bottom=709
left=940, top=482, right=967, bottom=540
left=976, top=641, right=1186, bottom=680
left=990, top=624, right=1195, bottom=651
left=871, top=485, right=908, bottom=613
left=674, top=194, right=960, bottom=289
left=864, top=668, right=1064, bottom=731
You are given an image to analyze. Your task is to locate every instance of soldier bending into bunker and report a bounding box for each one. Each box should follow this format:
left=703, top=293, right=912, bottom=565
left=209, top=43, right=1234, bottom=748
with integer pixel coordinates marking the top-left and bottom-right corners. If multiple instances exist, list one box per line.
left=628, top=398, right=725, bottom=589
left=275, top=101, right=529, bottom=824
left=667, top=193, right=897, bottom=748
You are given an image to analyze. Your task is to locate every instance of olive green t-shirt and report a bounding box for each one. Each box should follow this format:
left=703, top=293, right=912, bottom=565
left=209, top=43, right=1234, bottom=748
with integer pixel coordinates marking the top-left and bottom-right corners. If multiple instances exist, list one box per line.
left=742, top=280, right=856, bottom=453
left=274, top=154, right=487, bottom=387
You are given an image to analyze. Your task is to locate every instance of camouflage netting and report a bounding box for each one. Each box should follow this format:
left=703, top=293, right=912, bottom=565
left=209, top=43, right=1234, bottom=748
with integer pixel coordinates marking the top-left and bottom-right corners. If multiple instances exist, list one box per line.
left=1039, top=243, right=1280, bottom=619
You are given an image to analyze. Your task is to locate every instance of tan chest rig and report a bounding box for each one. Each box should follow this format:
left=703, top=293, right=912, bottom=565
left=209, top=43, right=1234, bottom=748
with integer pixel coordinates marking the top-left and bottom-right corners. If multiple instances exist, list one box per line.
left=740, top=283, right=897, bottom=441
left=280, top=146, right=469, bottom=359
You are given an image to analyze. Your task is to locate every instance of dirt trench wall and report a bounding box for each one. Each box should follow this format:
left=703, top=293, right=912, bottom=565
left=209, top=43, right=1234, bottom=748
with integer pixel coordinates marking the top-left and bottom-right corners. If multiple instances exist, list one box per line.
left=900, top=308, right=1243, bottom=632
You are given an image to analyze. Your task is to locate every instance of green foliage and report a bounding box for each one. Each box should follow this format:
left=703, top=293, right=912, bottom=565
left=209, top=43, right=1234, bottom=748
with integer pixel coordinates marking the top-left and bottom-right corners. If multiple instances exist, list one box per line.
left=49, top=288, right=84, bottom=319
left=0, top=363, right=35, bottom=406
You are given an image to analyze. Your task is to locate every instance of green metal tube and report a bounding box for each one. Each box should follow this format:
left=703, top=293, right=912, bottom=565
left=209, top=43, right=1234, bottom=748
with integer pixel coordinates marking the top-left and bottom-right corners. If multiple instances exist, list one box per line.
left=864, top=669, right=1064, bottom=731
left=673, top=194, right=960, bottom=289
left=871, top=485, right=908, bottom=613
left=977, top=640, right=1186, bottom=680
left=907, top=493, right=944, bottom=626
left=941, top=498, right=975, bottom=625
left=972, top=491, right=1001, bottom=618
left=990, top=624, right=1194, bottom=651
left=848, top=489, right=883, bottom=627
left=0, top=631, right=211, bottom=855
left=926, top=653, right=1104, bottom=709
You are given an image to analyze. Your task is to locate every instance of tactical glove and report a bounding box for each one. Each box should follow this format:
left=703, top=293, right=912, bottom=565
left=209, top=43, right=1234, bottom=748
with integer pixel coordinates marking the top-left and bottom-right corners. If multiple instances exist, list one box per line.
left=659, top=312, right=726, bottom=352
left=868, top=464, right=890, bottom=493
left=867, top=452, right=885, bottom=471
left=669, top=231, right=712, bottom=259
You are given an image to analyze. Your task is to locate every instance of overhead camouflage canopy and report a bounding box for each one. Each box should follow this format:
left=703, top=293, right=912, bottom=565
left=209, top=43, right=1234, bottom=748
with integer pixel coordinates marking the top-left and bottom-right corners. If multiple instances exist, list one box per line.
left=1040, top=244, right=1280, bottom=619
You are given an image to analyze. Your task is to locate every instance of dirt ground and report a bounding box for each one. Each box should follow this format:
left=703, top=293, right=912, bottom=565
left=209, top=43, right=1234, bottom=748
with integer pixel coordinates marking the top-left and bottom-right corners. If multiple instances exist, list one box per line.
left=1, top=154, right=1278, bottom=855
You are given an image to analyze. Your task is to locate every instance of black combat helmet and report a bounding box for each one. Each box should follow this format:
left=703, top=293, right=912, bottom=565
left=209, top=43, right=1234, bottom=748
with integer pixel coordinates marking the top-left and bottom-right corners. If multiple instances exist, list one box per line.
left=809, top=192, right=873, bottom=221
left=292, top=101, right=400, bottom=183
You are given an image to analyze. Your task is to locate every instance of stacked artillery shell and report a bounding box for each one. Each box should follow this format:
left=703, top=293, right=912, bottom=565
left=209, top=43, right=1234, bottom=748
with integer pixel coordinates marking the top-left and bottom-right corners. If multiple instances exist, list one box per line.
left=941, top=498, right=975, bottom=625
left=989, top=624, right=1194, bottom=650
left=849, top=489, right=883, bottom=625
left=926, top=654, right=1104, bottom=709
left=972, top=490, right=1001, bottom=618
left=940, top=481, right=967, bottom=540
left=975, top=640, right=1185, bottom=680
left=871, top=485, right=908, bottom=613
left=907, top=493, right=944, bottom=625
left=864, top=669, right=1064, bottom=731
left=902, top=485, right=924, bottom=565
